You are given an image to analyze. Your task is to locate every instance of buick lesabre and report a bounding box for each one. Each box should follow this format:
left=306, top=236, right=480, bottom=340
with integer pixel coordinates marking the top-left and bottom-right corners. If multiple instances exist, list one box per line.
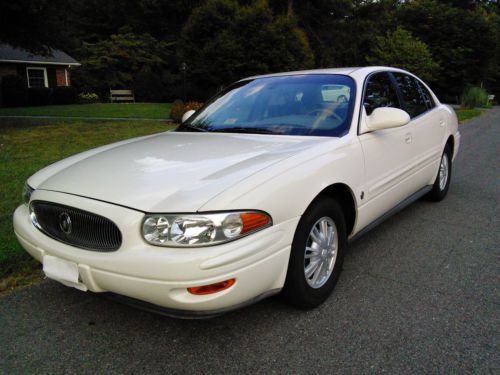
left=13, top=67, right=460, bottom=317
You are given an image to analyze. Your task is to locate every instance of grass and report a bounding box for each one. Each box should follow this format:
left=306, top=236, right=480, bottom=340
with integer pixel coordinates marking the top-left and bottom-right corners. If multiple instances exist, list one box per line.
left=0, top=118, right=174, bottom=282
left=455, top=108, right=482, bottom=123
left=0, top=103, right=171, bottom=119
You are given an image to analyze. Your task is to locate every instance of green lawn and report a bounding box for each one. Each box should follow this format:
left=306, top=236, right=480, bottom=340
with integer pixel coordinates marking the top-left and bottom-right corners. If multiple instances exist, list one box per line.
left=455, top=108, right=482, bottom=123
left=0, top=118, right=174, bottom=286
left=0, top=103, right=171, bottom=119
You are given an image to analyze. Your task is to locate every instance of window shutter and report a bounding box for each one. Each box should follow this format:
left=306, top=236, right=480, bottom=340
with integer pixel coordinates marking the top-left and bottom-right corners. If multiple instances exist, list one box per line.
left=56, top=69, right=67, bottom=86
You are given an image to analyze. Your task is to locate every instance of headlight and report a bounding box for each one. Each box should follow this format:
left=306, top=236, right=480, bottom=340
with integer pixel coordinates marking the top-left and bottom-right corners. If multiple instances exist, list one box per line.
left=22, top=183, right=34, bottom=205
left=142, top=211, right=272, bottom=247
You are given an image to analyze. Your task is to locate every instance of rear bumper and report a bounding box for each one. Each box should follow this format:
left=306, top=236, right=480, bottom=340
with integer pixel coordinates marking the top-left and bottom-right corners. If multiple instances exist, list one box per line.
left=13, top=190, right=298, bottom=314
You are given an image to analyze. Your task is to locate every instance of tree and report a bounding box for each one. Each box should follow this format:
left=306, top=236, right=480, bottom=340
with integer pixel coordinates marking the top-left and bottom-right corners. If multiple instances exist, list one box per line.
left=179, top=0, right=314, bottom=99
left=72, top=31, right=175, bottom=98
left=396, top=0, right=498, bottom=99
left=0, top=0, right=73, bottom=54
left=269, top=0, right=400, bottom=68
left=366, top=27, right=439, bottom=82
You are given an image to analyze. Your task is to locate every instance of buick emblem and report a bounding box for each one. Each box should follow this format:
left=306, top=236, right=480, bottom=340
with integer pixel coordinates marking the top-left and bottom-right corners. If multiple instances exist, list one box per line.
left=59, top=212, right=72, bottom=235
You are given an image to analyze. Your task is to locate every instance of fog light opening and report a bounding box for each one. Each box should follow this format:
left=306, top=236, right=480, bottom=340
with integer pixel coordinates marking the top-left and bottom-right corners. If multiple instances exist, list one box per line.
left=187, top=278, right=236, bottom=295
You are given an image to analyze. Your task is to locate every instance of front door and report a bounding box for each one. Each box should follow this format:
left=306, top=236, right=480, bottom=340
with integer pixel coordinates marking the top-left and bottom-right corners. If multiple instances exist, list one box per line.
left=356, top=72, right=417, bottom=230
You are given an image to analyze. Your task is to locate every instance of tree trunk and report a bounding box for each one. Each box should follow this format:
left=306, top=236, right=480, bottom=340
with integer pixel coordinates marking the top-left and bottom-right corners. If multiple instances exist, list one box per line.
left=287, top=0, right=293, bottom=17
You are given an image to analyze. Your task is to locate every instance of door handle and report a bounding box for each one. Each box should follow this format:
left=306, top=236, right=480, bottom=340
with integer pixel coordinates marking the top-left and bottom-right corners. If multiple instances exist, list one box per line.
left=439, top=119, right=445, bottom=127
left=404, top=133, right=412, bottom=144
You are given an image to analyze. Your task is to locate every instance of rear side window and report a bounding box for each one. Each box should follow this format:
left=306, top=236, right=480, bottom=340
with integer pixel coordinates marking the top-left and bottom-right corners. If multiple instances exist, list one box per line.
left=416, top=81, right=435, bottom=110
left=392, top=73, right=428, bottom=118
left=363, top=72, right=401, bottom=116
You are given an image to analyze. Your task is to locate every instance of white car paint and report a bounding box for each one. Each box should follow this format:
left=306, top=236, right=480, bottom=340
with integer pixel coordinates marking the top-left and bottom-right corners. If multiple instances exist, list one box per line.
left=13, top=66, right=460, bottom=315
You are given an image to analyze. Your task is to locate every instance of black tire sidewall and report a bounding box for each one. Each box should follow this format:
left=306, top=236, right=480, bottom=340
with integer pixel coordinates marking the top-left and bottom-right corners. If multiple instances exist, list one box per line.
left=428, top=145, right=452, bottom=201
left=283, top=197, right=347, bottom=308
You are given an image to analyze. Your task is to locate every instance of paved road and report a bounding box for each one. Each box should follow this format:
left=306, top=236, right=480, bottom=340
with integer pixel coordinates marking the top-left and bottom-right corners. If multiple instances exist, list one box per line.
left=1, top=109, right=499, bottom=374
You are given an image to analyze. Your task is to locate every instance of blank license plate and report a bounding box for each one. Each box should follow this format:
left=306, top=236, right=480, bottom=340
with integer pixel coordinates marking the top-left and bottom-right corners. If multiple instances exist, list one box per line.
left=43, top=255, right=80, bottom=284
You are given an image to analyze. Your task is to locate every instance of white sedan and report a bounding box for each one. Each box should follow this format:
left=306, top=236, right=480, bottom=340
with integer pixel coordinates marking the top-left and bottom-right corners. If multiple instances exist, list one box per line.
left=14, top=67, right=460, bottom=317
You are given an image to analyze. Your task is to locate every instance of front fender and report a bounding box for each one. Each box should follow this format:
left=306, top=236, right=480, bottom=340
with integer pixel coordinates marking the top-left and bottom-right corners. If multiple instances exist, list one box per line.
left=199, top=136, right=364, bottom=226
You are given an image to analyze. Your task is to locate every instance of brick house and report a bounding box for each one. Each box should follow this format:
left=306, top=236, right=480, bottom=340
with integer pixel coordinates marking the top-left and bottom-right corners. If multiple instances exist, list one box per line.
left=0, top=43, right=80, bottom=104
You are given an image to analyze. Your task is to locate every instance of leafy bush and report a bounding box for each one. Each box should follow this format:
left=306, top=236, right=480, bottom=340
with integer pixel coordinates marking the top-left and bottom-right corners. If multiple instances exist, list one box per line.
left=461, top=86, right=488, bottom=109
left=169, top=100, right=204, bottom=123
left=78, top=92, right=100, bottom=104
left=27, top=87, right=52, bottom=106
left=1, top=74, right=27, bottom=107
left=170, top=100, right=185, bottom=123
left=185, top=101, right=204, bottom=112
left=53, top=86, right=77, bottom=104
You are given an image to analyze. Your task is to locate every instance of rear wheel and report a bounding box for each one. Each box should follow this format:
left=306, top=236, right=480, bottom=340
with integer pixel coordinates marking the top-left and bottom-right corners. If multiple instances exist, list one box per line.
left=282, top=197, right=346, bottom=308
left=427, top=145, right=452, bottom=201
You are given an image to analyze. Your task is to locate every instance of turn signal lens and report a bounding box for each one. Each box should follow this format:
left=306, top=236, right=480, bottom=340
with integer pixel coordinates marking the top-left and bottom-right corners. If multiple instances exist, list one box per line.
left=188, top=279, right=236, bottom=295
left=241, top=212, right=271, bottom=234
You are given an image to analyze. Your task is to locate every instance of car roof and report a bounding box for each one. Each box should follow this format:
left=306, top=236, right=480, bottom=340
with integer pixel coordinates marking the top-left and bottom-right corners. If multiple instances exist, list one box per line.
left=242, top=66, right=410, bottom=81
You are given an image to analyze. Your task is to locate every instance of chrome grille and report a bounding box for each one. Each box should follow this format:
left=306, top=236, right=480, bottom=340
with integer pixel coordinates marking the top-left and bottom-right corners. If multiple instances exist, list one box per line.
left=30, top=201, right=122, bottom=252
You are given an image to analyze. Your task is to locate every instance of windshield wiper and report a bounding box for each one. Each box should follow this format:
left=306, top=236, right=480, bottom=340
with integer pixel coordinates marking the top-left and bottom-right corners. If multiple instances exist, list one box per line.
left=176, top=123, right=208, bottom=132
left=213, top=127, right=276, bottom=134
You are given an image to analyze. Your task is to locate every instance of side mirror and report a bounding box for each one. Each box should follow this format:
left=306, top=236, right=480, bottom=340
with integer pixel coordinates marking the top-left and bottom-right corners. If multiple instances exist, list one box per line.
left=182, top=109, right=196, bottom=123
left=366, top=107, right=410, bottom=131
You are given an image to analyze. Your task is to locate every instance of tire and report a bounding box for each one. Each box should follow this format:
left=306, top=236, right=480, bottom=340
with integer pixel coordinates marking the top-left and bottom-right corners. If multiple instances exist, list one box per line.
left=282, top=197, right=346, bottom=308
left=426, top=144, right=452, bottom=201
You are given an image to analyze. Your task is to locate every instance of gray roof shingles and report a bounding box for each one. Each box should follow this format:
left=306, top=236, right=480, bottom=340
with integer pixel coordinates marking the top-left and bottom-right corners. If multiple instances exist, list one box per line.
left=0, top=44, right=80, bottom=65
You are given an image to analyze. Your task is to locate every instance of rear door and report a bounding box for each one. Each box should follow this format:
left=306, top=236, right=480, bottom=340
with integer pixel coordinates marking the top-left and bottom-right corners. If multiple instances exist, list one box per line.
left=391, top=72, right=446, bottom=187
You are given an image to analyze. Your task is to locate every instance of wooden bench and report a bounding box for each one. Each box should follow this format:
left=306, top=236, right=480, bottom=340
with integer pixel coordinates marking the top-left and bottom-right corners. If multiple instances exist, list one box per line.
left=110, top=89, right=135, bottom=103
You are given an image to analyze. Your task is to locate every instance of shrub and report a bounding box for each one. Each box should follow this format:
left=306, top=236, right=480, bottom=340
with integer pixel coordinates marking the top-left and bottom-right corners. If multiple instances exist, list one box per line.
left=1, top=74, right=27, bottom=107
left=185, top=101, right=204, bottom=112
left=53, top=86, right=77, bottom=104
left=461, top=86, right=488, bottom=109
left=170, top=99, right=185, bottom=122
left=27, top=87, right=52, bottom=106
left=78, top=92, right=100, bottom=104
left=169, top=100, right=204, bottom=123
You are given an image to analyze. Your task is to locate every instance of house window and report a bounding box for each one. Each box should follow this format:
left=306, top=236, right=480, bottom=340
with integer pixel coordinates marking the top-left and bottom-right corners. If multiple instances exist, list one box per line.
left=26, top=67, right=48, bottom=88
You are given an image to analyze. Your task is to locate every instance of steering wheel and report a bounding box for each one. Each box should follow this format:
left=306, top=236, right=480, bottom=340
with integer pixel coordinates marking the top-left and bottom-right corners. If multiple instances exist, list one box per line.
left=307, top=108, right=343, bottom=122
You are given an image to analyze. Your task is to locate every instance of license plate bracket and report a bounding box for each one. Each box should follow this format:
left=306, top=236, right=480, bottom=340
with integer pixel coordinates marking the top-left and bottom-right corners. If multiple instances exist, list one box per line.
left=43, top=255, right=87, bottom=291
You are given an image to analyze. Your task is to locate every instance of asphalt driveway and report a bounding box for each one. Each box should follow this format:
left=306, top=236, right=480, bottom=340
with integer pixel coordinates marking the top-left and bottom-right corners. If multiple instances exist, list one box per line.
left=1, top=108, right=498, bottom=374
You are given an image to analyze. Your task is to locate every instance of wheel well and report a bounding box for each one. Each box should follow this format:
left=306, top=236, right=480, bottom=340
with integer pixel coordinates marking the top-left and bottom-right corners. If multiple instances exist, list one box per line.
left=316, top=183, right=356, bottom=236
left=446, top=135, right=454, bottom=156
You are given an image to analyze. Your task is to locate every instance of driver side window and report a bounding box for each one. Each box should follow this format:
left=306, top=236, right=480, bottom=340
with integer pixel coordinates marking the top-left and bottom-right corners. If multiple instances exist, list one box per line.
left=364, top=72, right=401, bottom=116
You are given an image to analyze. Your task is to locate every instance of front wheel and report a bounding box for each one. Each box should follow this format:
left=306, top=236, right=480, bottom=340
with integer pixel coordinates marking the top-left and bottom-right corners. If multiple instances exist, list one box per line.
left=282, top=197, right=346, bottom=308
left=427, top=145, right=452, bottom=201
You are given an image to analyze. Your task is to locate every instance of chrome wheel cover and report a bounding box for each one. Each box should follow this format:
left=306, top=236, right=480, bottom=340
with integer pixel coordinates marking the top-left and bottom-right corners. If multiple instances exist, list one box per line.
left=439, top=153, right=449, bottom=191
left=304, top=217, right=338, bottom=289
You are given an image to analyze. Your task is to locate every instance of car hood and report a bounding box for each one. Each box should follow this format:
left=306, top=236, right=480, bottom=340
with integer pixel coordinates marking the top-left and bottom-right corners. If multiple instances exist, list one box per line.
left=34, top=131, right=329, bottom=212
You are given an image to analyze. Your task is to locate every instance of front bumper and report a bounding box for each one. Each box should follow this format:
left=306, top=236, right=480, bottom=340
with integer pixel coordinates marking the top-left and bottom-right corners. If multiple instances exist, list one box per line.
left=13, top=190, right=297, bottom=314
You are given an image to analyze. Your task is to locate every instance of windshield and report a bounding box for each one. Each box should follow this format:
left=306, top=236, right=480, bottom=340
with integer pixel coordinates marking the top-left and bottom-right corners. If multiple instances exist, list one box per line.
left=177, top=74, right=356, bottom=137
